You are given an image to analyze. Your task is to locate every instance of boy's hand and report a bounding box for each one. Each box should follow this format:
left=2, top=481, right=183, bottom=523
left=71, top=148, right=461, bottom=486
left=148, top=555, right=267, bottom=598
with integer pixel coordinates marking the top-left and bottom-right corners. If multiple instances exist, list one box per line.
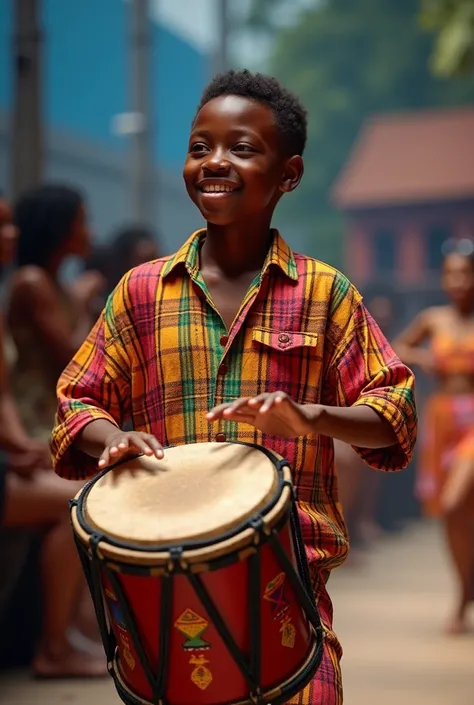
left=98, top=430, right=164, bottom=469
left=207, top=392, right=317, bottom=438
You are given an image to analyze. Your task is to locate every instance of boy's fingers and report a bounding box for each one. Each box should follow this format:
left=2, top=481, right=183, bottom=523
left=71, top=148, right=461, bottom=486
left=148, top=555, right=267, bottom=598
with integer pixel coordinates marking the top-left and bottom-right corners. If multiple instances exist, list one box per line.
left=260, top=392, right=287, bottom=414
left=221, top=413, right=256, bottom=425
left=248, top=394, right=269, bottom=406
left=259, top=400, right=274, bottom=413
left=223, top=398, right=255, bottom=416
left=146, top=436, right=164, bottom=459
left=98, top=449, right=110, bottom=468
left=207, top=402, right=234, bottom=419
left=130, top=435, right=155, bottom=456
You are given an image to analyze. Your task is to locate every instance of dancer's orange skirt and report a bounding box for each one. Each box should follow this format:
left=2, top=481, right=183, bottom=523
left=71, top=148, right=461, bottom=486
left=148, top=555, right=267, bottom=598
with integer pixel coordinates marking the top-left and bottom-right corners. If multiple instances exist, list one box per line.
left=418, top=393, right=474, bottom=516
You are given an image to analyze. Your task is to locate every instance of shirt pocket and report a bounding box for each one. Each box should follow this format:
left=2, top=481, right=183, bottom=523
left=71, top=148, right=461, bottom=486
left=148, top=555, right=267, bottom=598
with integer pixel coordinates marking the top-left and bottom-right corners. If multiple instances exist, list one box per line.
left=251, top=326, right=321, bottom=403
left=252, top=327, right=318, bottom=352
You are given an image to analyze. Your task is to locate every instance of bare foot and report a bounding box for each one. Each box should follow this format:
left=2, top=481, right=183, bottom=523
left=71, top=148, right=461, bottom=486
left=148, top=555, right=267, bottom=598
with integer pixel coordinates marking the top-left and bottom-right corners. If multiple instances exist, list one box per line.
left=445, top=608, right=470, bottom=636
left=33, top=647, right=108, bottom=679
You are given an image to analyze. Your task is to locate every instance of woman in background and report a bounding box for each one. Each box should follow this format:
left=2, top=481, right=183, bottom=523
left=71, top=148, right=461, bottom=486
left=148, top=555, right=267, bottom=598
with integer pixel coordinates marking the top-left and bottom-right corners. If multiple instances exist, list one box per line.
left=86, top=223, right=160, bottom=321
left=395, top=239, right=474, bottom=635
left=107, top=223, right=160, bottom=289
left=7, top=184, right=105, bottom=441
left=0, top=192, right=106, bottom=677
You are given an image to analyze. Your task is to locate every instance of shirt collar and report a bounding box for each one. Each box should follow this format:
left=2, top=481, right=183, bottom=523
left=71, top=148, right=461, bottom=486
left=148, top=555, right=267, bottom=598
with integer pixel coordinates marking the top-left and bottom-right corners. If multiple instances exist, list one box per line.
left=162, top=228, right=298, bottom=282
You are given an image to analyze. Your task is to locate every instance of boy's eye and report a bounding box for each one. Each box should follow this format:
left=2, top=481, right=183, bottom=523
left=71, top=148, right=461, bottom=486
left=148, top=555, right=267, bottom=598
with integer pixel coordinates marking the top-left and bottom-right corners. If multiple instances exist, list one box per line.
left=233, top=143, right=256, bottom=153
left=190, top=143, right=209, bottom=154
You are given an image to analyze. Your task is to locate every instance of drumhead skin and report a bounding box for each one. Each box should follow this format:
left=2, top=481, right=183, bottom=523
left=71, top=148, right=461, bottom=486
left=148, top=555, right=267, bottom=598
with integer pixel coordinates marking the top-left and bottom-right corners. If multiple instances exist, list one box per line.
left=84, top=442, right=279, bottom=545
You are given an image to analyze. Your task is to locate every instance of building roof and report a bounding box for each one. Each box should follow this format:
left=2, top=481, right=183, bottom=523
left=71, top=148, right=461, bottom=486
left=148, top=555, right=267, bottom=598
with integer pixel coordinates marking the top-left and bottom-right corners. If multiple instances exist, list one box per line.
left=332, top=107, right=474, bottom=209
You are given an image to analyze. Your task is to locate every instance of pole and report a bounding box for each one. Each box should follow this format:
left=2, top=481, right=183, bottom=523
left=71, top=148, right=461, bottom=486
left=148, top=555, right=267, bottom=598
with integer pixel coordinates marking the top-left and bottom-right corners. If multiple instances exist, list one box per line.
left=216, top=0, right=230, bottom=73
left=11, top=0, right=43, bottom=198
left=129, top=0, right=153, bottom=225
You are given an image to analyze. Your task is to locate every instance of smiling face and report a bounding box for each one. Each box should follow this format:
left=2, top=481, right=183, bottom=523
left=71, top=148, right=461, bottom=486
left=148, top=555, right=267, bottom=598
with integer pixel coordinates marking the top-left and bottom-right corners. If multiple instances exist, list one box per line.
left=183, top=95, right=303, bottom=227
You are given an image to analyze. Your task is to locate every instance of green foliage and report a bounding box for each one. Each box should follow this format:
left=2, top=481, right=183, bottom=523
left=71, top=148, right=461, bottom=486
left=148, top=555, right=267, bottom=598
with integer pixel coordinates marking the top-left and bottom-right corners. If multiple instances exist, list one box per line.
left=420, top=0, right=474, bottom=76
left=240, top=0, right=474, bottom=269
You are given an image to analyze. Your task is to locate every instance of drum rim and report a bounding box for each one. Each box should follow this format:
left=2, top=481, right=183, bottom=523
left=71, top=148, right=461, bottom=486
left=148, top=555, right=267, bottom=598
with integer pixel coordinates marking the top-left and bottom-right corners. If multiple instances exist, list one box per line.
left=72, top=441, right=292, bottom=561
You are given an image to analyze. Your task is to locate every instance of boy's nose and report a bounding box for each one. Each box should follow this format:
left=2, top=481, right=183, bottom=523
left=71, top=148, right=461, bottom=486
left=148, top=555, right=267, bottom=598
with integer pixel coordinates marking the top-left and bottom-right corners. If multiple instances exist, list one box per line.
left=202, top=156, right=230, bottom=174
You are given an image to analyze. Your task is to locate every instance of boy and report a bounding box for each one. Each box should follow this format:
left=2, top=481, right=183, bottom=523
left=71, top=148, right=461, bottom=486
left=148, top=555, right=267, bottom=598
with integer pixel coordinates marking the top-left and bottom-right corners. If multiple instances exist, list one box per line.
left=50, top=70, right=417, bottom=703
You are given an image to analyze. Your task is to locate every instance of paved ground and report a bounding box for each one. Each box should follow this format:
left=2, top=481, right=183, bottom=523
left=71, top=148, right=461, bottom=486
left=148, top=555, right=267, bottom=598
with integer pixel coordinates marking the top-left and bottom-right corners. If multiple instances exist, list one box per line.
left=1, top=520, right=473, bottom=704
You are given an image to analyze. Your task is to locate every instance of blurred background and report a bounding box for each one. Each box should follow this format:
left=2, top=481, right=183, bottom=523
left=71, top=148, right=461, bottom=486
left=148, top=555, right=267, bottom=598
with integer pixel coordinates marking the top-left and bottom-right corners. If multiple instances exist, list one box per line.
left=0, top=0, right=474, bottom=703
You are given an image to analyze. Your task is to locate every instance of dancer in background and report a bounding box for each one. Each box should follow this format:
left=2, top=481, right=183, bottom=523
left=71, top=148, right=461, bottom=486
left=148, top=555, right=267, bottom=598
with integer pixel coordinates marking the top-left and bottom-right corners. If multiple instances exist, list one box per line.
left=395, top=239, right=474, bottom=634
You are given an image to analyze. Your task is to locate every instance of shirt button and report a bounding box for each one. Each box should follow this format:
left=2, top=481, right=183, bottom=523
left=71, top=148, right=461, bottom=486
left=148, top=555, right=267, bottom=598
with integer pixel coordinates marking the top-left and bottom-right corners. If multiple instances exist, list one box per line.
left=218, top=363, right=228, bottom=375
left=219, top=335, right=228, bottom=346
left=216, top=432, right=226, bottom=442
left=278, top=333, right=290, bottom=343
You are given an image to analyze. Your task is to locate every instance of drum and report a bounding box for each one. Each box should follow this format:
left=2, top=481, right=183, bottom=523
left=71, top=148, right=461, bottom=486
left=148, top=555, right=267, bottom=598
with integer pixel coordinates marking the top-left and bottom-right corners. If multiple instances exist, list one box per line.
left=71, top=442, right=324, bottom=705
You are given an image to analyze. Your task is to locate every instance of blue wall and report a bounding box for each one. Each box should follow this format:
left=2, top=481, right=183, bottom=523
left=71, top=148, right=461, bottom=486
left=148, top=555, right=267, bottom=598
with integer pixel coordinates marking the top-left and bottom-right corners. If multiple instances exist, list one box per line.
left=0, top=0, right=207, bottom=167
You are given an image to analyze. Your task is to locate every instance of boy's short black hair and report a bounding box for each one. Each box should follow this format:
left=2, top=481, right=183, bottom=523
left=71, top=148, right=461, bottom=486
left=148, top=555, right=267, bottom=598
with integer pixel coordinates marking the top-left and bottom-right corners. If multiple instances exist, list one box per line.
left=196, top=69, right=307, bottom=157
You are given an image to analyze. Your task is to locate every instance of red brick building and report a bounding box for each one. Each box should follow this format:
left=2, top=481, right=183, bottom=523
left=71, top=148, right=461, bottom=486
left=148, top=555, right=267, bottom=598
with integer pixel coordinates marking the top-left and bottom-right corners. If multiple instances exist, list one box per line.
left=332, top=107, right=474, bottom=297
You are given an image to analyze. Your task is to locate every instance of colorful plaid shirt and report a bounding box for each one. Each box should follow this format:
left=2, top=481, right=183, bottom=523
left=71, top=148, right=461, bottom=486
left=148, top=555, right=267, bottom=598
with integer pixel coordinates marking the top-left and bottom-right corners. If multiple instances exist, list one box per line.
left=51, top=229, right=416, bottom=590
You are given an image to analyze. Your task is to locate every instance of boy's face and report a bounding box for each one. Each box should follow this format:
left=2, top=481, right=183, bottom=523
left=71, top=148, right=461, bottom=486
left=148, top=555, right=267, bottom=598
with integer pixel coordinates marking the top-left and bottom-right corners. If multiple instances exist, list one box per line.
left=183, top=95, right=303, bottom=226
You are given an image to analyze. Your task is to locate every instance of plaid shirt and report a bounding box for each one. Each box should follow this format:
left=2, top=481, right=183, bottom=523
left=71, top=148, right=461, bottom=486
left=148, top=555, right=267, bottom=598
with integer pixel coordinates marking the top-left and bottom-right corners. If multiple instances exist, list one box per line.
left=51, top=229, right=416, bottom=582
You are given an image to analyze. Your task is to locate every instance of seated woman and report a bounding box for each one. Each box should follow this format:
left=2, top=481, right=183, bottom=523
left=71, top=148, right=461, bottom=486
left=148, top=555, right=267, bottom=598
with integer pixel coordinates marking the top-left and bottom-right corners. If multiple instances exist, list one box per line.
left=0, top=191, right=106, bottom=677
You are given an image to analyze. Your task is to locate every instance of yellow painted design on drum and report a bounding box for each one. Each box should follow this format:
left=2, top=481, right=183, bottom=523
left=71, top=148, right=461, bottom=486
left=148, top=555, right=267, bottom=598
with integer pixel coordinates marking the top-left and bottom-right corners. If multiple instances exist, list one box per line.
left=119, top=633, right=136, bottom=671
left=280, top=616, right=296, bottom=649
left=175, top=608, right=211, bottom=650
left=189, top=654, right=213, bottom=691
left=263, top=572, right=289, bottom=620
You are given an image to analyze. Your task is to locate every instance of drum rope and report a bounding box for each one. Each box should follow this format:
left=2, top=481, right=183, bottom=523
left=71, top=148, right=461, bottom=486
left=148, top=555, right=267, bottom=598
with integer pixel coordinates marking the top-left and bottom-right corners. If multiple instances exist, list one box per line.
left=187, top=571, right=261, bottom=694
left=105, top=563, right=162, bottom=701
left=267, top=531, right=323, bottom=642
left=78, top=525, right=116, bottom=666
left=248, top=531, right=262, bottom=694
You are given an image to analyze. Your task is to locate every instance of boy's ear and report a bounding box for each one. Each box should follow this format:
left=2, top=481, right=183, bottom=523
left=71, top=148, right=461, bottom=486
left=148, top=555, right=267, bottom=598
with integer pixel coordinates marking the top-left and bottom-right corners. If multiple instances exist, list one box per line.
left=280, top=155, right=304, bottom=193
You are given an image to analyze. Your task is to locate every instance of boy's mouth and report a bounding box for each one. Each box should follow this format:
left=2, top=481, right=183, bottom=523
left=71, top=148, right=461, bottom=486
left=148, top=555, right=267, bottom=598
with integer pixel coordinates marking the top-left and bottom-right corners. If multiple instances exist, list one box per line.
left=197, top=180, right=241, bottom=196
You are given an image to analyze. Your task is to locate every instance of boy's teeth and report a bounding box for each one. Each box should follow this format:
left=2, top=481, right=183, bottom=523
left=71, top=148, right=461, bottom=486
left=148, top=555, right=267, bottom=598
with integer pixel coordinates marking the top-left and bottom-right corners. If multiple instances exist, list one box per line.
left=202, top=184, right=233, bottom=193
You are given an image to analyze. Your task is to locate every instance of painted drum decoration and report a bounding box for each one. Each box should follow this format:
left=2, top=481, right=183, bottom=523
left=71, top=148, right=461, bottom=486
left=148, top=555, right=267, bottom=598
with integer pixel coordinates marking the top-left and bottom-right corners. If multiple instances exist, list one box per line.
left=71, top=441, right=324, bottom=705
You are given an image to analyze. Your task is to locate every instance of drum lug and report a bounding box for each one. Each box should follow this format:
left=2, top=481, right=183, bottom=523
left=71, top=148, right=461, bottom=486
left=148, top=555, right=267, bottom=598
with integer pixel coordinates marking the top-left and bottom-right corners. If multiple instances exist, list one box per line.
left=250, top=516, right=264, bottom=545
left=167, top=545, right=185, bottom=574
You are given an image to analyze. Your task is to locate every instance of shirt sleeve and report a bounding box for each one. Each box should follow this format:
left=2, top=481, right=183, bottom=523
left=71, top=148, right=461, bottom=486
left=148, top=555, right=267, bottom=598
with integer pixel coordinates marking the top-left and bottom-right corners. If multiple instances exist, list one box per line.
left=49, top=275, right=133, bottom=480
left=325, top=283, right=417, bottom=472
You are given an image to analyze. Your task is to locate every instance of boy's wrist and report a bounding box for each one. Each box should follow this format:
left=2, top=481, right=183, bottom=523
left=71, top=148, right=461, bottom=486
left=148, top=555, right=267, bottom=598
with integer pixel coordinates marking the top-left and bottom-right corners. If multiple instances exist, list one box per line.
left=77, top=418, right=120, bottom=458
left=306, top=404, right=328, bottom=435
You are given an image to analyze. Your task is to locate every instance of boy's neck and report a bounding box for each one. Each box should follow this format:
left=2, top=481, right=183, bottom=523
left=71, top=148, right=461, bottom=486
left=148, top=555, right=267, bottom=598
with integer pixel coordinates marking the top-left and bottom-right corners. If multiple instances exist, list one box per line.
left=201, top=220, right=273, bottom=278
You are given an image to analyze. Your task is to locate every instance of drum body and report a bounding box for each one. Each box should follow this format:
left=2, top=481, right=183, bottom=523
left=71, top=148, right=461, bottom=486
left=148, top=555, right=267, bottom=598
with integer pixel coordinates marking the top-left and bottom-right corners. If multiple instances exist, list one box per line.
left=71, top=442, right=323, bottom=705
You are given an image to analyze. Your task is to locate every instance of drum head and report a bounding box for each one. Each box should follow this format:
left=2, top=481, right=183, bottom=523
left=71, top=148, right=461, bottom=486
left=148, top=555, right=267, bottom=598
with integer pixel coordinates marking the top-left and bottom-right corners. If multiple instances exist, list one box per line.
left=83, top=442, right=279, bottom=546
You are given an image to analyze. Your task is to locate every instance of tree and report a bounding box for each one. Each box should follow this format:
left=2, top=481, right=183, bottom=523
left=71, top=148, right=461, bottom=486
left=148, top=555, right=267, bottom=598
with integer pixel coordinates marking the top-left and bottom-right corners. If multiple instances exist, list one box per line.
left=420, top=0, right=474, bottom=76
left=239, top=0, right=474, bottom=267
